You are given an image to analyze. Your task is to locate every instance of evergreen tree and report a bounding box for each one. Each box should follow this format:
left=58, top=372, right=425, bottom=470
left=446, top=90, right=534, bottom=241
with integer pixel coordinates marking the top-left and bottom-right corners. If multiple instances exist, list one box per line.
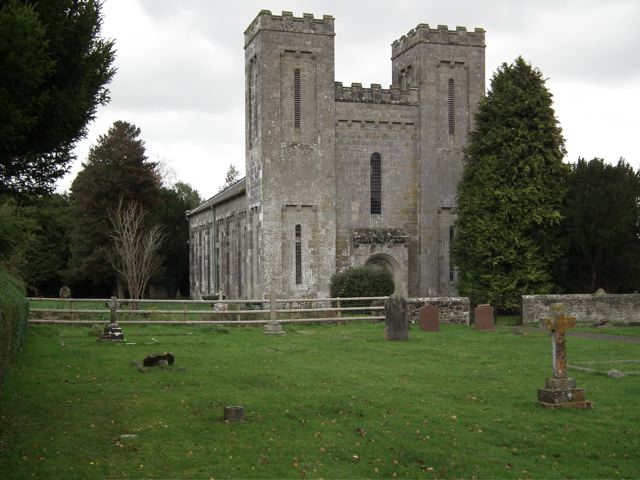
left=67, top=121, right=161, bottom=296
left=0, top=0, right=115, bottom=195
left=454, top=57, right=568, bottom=308
left=18, top=194, right=71, bottom=296
left=558, top=158, right=640, bottom=293
left=154, top=182, right=201, bottom=297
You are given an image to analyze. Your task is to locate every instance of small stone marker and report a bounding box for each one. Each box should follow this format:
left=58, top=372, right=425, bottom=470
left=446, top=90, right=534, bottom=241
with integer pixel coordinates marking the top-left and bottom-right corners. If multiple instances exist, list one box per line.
left=537, top=303, right=592, bottom=409
left=264, top=291, right=285, bottom=335
left=143, top=352, right=175, bottom=367
left=101, top=296, right=124, bottom=341
left=474, top=304, right=495, bottom=330
left=418, top=304, right=439, bottom=332
left=384, top=293, right=408, bottom=341
left=224, top=405, right=245, bottom=422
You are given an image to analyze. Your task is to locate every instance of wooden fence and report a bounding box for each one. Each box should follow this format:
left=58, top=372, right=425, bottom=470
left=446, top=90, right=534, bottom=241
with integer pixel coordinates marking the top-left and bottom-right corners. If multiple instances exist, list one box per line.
left=27, top=296, right=388, bottom=325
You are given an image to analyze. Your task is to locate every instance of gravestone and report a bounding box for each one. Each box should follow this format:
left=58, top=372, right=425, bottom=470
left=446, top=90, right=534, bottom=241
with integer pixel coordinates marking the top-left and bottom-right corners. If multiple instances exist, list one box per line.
left=384, top=293, right=408, bottom=341
left=537, top=303, right=592, bottom=408
left=419, top=304, right=439, bottom=332
left=474, top=304, right=495, bottom=330
left=101, top=296, right=124, bottom=341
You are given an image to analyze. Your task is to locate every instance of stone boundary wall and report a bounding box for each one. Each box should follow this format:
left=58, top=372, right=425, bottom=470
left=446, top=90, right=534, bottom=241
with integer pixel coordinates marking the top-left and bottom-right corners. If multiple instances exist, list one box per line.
left=408, top=297, right=470, bottom=325
left=522, top=294, right=640, bottom=325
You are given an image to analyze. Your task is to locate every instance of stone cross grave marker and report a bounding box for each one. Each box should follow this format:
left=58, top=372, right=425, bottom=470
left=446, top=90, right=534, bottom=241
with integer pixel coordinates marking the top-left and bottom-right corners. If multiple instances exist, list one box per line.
left=263, top=291, right=284, bottom=335
left=101, top=296, right=125, bottom=341
left=537, top=303, right=591, bottom=408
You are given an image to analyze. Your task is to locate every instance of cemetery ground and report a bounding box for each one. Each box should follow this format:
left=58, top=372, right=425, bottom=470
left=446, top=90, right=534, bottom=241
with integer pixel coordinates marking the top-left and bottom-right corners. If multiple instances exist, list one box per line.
left=0, top=323, right=639, bottom=479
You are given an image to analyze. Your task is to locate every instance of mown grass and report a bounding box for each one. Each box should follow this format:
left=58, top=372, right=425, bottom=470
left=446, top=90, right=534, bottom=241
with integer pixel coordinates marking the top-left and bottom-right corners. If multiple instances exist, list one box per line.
left=0, top=323, right=639, bottom=479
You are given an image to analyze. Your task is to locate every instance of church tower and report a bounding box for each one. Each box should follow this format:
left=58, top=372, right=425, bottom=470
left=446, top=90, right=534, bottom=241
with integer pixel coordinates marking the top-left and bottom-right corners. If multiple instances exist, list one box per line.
left=391, top=25, right=485, bottom=295
left=244, top=11, right=337, bottom=298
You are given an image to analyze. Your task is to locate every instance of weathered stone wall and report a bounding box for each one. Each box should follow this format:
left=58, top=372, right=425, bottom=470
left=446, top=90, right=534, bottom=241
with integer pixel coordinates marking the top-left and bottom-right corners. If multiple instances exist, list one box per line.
left=522, top=294, right=640, bottom=325
left=335, top=101, right=419, bottom=296
left=408, top=297, right=470, bottom=324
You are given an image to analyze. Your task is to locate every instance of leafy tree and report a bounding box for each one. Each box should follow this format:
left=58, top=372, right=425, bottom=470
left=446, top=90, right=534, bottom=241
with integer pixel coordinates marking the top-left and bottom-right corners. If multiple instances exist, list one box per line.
left=454, top=57, right=568, bottom=308
left=0, top=0, right=115, bottom=195
left=68, top=121, right=161, bottom=296
left=557, top=158, right=640, bottom=293
left=219, top=163, right=240, bottom=191
left=0, top=197, right=34, bottom=271
left=17, top=194, right=71, bottom=296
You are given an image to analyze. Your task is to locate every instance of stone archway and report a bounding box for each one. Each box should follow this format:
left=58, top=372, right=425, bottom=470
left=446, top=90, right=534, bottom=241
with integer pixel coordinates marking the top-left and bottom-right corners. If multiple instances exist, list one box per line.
left=365, top=253, right=405, bottom=296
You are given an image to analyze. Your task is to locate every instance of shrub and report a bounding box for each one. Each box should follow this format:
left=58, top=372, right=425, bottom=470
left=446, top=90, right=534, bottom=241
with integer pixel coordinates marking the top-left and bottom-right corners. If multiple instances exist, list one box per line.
left=0, top=269, right=30, bottom=390
left=330, top=265, right=395, bottom=299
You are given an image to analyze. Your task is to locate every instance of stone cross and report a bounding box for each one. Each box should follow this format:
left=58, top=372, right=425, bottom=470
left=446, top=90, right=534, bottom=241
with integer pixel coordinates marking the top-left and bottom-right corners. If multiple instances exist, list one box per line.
left=107, top=296, right=119, bottom=324
left=542, top=303, right=576, bottom=379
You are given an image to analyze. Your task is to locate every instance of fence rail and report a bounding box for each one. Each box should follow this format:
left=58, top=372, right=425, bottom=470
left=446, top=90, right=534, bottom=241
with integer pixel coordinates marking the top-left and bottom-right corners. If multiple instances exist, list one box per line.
left=27, top=296, right=388, bottom=325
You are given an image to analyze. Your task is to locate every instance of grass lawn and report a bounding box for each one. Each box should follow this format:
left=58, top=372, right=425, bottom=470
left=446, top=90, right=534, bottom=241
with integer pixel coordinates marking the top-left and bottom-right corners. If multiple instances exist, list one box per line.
left=1, top=323, right=639, bottom=479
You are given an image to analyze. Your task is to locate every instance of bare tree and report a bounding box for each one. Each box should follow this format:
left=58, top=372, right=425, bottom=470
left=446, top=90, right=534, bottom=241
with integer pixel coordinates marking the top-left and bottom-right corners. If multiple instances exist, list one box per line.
left=108, top=200, right=165, bottom=299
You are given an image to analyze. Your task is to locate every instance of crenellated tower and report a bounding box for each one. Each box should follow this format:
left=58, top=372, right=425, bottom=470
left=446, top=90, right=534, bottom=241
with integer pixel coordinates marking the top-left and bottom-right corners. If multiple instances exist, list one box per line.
left=391, top=24, right=485, bottom=295
left=244, top=10, right=337, bottom=298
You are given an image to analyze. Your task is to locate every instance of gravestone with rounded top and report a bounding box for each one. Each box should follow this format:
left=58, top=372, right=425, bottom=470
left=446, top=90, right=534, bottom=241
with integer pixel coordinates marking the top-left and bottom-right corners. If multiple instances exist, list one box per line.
left=419, top=304, right=439, bottom=332
left=384, top=293, right=408, bottom=341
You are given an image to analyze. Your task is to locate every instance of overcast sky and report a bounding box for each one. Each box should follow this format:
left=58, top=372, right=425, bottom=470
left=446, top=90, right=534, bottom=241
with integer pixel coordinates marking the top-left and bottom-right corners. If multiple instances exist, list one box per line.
left=63, top=0, right=640, bottom=200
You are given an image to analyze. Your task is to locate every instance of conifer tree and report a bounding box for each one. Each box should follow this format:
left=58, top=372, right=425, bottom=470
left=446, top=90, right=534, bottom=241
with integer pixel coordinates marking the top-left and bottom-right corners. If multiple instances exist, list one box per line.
left=67, top=121, right=161, bottom=296
left=454, top=57, right=568, bottom=308
left=558, top=158, right=640, bottom=293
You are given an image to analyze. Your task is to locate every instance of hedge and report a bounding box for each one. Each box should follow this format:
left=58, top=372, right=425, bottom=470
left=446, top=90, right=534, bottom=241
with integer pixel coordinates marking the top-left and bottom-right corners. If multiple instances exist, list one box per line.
left=0, top=269, right=29, bottom=390
left=330, top=265, right=395, bottom=299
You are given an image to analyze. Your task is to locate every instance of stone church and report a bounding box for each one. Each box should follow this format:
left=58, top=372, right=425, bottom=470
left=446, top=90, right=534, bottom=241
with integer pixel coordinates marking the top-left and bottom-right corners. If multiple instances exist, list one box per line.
left=187, top=10, right=485, bottom=300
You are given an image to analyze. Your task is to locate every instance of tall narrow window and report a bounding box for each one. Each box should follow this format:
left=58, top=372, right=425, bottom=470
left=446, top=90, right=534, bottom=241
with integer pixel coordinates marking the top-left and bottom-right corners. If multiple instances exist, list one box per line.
left=449, top=226, right=455, bottom=281
left=295, top=224, right=302, bottom=284
left=370, top=153, right=382, bottom=214
left=294, top=68, right=301, bottom=129
left=448, top=78, right=455, bottom=135
left=236, top=224, right=242, bottom=298
left=205, top=228, right=211, bottom=293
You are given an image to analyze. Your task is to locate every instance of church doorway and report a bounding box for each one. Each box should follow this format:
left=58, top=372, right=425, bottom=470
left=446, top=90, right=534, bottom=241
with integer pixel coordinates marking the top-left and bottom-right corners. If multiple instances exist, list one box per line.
left=365, top=253, right=405, bottom=296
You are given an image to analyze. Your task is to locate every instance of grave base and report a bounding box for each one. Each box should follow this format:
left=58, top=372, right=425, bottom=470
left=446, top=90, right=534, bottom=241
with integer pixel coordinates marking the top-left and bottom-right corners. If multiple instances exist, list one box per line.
left=537, top=377, right=592, bottom=409
left=101, top=323, right=124, bottom=341
left=263, top=322, right=285, bottom=335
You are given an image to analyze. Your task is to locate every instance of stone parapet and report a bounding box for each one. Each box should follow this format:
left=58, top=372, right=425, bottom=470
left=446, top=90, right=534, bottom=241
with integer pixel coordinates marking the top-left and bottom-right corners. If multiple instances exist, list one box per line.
left=244, top=10, right=335, bottom=46
left=392, top=24, right=485, bottom=59
left=335, top=82, right=419, bottom=105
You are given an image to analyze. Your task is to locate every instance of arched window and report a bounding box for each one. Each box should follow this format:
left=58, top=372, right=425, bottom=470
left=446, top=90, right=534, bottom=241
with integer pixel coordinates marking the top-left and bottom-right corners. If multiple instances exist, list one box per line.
left=370, top=153, right=382, bottom=214
left=294, top=68, right=301, bottom=129
left=295, top=224, right=302, bottom=284
left=448, top=78, right=455, bottom=135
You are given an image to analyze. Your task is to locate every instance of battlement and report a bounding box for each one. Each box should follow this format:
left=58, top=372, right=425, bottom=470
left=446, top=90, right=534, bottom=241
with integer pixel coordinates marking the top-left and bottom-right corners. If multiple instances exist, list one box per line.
left=335, top=82, right=419, bottom=105
left=244, top=10, right=335, bottom=47
left=391, top=23, right=485, bottom=58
